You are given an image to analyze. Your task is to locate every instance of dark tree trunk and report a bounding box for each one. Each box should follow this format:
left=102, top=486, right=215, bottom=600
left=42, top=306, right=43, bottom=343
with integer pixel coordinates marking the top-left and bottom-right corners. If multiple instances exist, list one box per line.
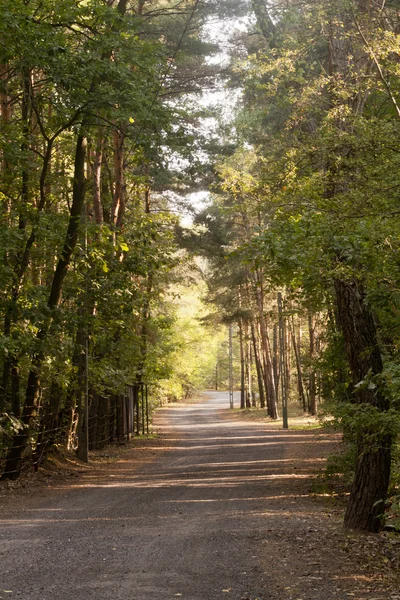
left=33, top=381, right=64, bottom=470
left=258, top=317, right=278, bottom=418
left=245, top=322, right=251, bottom=408
left=266, top=323, right=279, bottom=419
left=10, top=362, right=20, bottom=417
left=251, top=321, right=265, bottom=408
left=1, top=67, right=32, bottom=411
left=112, top=130, right=125, bottom=229
left=344, top=436, right=391, bottom=532
left=308, top=311, right=317, bottom=415
left=1, top=135, right=87, bottom=480
left=334, top=278, right=391, bottom=532
left=239, top=319, right=246, bottom=409
left=289, top=316, right=307, bottom=411
left=251, top=0, right=275, bottom=41
left=93, top=132, right=104, bottom=225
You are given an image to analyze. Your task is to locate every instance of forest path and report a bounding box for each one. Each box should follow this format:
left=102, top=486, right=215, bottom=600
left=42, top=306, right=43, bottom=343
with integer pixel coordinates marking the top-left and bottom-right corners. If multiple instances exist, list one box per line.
left=0, top=392, right=393, bottom=600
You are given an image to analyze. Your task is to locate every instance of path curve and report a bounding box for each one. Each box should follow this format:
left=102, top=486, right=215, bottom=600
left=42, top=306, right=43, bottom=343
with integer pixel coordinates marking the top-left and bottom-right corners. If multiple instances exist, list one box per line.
left=0, top=392, right=388, bottom=599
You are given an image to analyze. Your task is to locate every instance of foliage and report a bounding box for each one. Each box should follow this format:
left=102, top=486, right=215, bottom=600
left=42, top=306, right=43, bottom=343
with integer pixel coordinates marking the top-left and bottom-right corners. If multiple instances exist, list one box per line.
left=0, top=0, right=243, bottom=475
left=185, top=0, right=400, bottom=529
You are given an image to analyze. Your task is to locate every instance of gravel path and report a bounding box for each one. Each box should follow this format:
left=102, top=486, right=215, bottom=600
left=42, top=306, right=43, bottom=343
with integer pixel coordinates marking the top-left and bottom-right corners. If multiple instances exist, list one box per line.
left=0, top=392, right=397, bottom=599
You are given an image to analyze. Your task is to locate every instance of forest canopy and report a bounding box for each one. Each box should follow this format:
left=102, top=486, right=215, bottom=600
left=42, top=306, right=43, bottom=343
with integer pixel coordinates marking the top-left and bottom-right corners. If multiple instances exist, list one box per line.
left=1, top=0, right=400, bottom=533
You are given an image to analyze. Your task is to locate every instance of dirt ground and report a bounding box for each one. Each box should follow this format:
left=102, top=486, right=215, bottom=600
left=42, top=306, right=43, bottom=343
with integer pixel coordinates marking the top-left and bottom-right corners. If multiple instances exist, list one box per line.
left=1, top=391, right=400, bottom=600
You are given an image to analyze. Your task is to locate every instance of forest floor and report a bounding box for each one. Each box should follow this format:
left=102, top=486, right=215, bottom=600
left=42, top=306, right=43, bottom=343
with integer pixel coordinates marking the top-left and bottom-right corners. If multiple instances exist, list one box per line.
left=1, top=391, right=400, bottom=600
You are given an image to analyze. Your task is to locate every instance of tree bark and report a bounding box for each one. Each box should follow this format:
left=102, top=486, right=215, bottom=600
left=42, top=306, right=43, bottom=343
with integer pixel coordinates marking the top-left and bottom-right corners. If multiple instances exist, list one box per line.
left=251, top=320, right=265, bottom=408
left=308, top=311, right=317, bottom=415
left=93, top=132, right=104, bottom=225
left=245, top=323, right=252, bottom=408
left=289, top=316, right=307, bottom=411
left=1, top=135, right=87, bottom=480
left=334, top=278, right=391, bottom=532
left=251, top=0, right=275, bottom=42
left=252, top=271, right=278, bottom=418
left=112, top=129, right=125, bottom=229
left=239, top=319, right=246, bottom=409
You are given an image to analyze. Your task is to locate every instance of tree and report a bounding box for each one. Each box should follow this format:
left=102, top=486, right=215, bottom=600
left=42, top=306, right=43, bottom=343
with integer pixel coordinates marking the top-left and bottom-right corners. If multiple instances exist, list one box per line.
left=0, top=0, right=249, bottom=478
left=201, top=0, right=400, bottom=531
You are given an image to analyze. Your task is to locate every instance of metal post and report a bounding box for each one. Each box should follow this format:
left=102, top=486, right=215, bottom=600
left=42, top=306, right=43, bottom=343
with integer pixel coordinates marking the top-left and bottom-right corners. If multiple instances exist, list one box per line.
left=278, top=292, right=289, bottom=429
left=229, top=324, right=234, bottom=409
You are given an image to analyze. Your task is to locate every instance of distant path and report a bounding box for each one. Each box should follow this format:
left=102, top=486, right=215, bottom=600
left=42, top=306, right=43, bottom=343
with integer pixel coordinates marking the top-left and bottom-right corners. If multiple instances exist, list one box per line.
left=0, top=392, right=390, bottom=599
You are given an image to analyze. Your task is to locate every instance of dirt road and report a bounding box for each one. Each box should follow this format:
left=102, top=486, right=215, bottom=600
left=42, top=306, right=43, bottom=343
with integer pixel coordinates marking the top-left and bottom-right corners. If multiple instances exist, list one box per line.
left=0, top=392, right=396, bottom=599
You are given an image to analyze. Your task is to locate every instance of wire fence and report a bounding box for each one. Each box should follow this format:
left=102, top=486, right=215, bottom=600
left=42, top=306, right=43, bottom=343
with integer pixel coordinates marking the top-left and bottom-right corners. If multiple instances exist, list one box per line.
left=0, top=384, right=151, bottom=479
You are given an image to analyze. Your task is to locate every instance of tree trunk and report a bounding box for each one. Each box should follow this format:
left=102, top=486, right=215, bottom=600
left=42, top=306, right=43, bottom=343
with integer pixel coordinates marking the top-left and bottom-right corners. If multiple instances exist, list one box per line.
left=289, top=316, right=307, bottom=411
left=33, top=381, right=64, bottom=470
left=308, top=311, right=317, bottom=415
left=93, top=132, right=104, bottom=225
left=251, top=320, right=265, bottom=408
left=251, top=0, right=275, bottom=42
left=1, top=67, right=32, bottom=411
left=239, top=319, right=246, bottom=409
left=245, top=322, right=251, bottom=408
left=1, top=134, right=87, bottom=480
left=334, top=278, right=391, bottom=532
left=278, top=292, right=288, bottom=429
left=112, top=130, right=125, bottom=229
left=252, top=271, right=278, bottom=418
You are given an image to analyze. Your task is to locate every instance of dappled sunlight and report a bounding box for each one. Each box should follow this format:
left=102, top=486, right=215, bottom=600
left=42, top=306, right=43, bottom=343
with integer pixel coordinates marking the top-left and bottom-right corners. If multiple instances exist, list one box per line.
left=161, top=494, right=311, bottom=503
left=160, top=418, right=303, bottom=431
left=169, top=433, right=328, bottom=441
left=1, top=393, right=374, bottom=600
left=1, top=393, right=346, bottom=600
left=179, top=458, right=326, bottom=467
left=69, top=472, right=314, bottom=489
left=0, top=496, right=319, bottom=528
left=151, top=440, right=332, bottom=451
left=0, top=506, right=308, bottom=527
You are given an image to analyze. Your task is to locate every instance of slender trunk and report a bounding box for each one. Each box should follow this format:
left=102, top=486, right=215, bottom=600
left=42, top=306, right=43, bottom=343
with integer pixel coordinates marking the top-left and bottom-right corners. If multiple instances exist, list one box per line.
left=264, top=324, right=278, bottom=418
left=298, top=323, right=309, bottom=411
left=1, top=136, right=53, bottom=411
left=272, top=322, right=279, bottom=401
left=289, top=316, right=307, bottom=411
left=135, top=189, right=153, bottom=389
left=252, top=272, right=278, bottom=418
left=112, top=130, right=125, bottom=229
left=251, top=320, right=265, bottom=408
left=251, top=0, right=275, bottom=41
left=278, top=293, right=288, bottom=429
left=246, top=323, right=252, bottom=408
left=33, top=381, right=64, bottom=470
left=308, top=311, right=317, bottom=415
left=1, top=67, right=32, bottom=410
left=239, top=319, right=246, bottom=409
left=93, top=132, right=104, bottom=225
left=0, top=64, right=11, bottom=126
left=2, top=135, right=87, bottom=480
left=285, top=320, right=291, bottom=395
left=10, top=362, right=20, bottom=418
